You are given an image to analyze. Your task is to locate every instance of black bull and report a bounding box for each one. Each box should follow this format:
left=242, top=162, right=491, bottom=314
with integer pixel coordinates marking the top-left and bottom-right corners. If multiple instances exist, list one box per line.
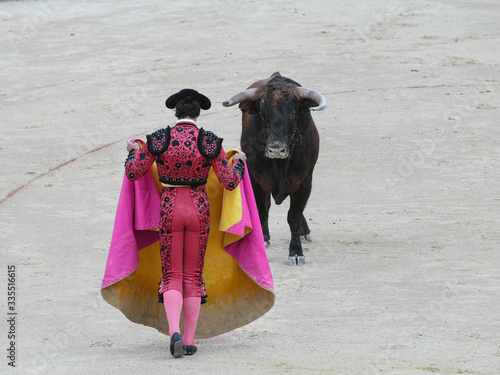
left=223, top=72, right=326, bottom=265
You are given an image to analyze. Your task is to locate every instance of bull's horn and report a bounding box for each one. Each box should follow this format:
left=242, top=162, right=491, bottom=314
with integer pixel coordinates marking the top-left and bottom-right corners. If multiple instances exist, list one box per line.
left=222, top=88, right=258, bottom=107
left=297, top=88, right=327, bottom=111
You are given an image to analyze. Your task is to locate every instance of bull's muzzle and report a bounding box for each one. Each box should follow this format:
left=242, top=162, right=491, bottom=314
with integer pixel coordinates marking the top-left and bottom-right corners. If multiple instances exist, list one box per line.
left=265, top=142, right=289, bottom=159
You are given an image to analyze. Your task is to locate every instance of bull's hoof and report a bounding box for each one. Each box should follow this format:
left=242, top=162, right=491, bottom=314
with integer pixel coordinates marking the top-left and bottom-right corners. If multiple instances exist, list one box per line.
left=265, top=240, right=270, bottom=249
left=288, top=255, right=305, bottom=266
left=300, top=234, right=312, bottom=243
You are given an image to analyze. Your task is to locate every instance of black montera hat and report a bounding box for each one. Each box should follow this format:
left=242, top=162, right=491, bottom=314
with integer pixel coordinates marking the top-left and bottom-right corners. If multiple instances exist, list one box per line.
left=165, top=89, right=211, bottom=110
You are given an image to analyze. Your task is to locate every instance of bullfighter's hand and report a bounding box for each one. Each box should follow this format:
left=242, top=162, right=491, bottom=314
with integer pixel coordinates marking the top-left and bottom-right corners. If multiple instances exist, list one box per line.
left=233, top=152, right=247, bottom=164
left=127, top=141, right=140, bottom=152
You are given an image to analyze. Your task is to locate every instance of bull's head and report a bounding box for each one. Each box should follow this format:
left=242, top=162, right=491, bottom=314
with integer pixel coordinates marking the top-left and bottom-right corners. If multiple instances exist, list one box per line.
left=223, top=76, right=326, bottom=159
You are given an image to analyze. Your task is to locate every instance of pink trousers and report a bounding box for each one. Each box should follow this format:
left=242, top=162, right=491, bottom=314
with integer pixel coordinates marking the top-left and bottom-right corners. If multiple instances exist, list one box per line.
left=158, top=186, right=209, bottom=297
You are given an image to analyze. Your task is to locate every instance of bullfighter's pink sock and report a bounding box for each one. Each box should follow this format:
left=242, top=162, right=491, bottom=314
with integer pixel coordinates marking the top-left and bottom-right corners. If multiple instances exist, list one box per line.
left=182, top=297, right=201, bottom=346
left=163, top=290, right=183, bottom=336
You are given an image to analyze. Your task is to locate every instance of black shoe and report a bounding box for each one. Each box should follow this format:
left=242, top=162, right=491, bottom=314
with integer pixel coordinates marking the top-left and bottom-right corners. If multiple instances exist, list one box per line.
left=184, top=345, right=197, bottom=356
left=170, top=332, right=184, bottom=358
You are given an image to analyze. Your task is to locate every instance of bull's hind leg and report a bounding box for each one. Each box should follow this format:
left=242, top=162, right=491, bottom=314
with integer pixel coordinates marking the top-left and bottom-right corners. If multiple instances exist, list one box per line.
left=299, top=214, right=312, bottom=242
left=287, top=179, right=312, bottom=266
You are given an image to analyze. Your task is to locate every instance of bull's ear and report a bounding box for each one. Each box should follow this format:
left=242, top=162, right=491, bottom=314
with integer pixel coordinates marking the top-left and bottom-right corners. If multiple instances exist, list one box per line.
left=239, top=101, right=258, bottom=114
left=299, top=99, right=318, bottom=112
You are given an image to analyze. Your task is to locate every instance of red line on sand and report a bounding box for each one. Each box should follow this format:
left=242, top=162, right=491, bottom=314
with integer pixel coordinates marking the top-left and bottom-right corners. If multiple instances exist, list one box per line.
left=0, top=140, right=122, bottom=205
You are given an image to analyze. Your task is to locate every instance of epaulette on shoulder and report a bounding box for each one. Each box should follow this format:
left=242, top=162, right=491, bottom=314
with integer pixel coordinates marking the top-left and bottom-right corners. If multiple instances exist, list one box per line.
left=147, top=127, right=171, bottom=155
left=197, top=128, right=223, bottom=159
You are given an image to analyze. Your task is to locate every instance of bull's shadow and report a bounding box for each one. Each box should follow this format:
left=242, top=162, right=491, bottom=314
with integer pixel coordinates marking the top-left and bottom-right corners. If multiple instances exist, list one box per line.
left=223, top=72, right=326, bottom=265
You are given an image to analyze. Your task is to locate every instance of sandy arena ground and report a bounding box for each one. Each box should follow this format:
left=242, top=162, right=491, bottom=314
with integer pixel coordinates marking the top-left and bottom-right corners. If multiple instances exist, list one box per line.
left=1, top=0, right=499, bottom=374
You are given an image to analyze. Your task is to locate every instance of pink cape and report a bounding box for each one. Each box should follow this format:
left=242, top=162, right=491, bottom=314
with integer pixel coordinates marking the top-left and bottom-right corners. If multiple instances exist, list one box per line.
left=101, top=148, right=275, bottom=338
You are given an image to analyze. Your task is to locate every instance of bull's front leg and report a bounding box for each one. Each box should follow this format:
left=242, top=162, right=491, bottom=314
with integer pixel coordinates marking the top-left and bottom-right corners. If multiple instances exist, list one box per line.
left=251, top=181, right=272, bottom=248
left=287, top=210, right=305, bottom=265
left=287, top=178, right=312, bottom=266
